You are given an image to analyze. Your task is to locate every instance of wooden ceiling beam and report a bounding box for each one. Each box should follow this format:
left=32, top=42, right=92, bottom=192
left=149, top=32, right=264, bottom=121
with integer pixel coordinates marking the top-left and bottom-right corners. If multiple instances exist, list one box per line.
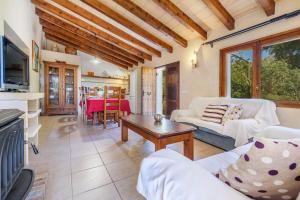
left=31, top=0, right=152, bottom=61
left=51, top=0, right=162, bottom=56
left=36, top=9, right=143, bottom=64
left=257, top=0, right=275, bottom=16
left=112, top=0, right=187, bottom=47
left=202, top=0, right=234, bottom=30
left=81, top=0, right=173, bottom=52
left=153, top=0, right=207, bottom=40
left=45, top=34, right=130, bottom=69
left=43, top=28, right=132, bottom=68
left=40, top=19, right=138, bottom=66
left=44, top=31, right=131, bottom=69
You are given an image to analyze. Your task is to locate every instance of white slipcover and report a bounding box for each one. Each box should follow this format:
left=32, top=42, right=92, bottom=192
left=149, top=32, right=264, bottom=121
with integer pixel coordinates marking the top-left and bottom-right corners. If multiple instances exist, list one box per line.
left=171, top=97, right=280, bottom=146
left=137, top=126, right=300, bottom=200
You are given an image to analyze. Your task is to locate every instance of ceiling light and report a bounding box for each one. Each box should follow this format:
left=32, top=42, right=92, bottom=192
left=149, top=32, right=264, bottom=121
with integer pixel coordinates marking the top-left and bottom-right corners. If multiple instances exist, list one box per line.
left=91, top=57, right=102, bottom=64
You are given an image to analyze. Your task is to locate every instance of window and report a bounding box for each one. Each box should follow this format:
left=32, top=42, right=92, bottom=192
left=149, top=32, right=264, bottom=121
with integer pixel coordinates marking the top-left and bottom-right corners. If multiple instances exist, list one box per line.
left=261, top=39, right=300, bottom=102
left=220, top=28, right=300, bottom=108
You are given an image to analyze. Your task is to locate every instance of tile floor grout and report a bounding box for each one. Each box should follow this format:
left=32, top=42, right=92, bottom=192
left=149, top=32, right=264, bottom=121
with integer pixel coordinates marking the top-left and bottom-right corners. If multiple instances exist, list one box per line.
left=29, top=115, right=223, bottom=200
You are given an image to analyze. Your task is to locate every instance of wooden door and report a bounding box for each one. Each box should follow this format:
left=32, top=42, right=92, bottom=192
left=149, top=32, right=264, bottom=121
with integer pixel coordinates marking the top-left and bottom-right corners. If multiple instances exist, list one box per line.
left=142, top=67, right=156, bottom=115
left=165, top=62, right=180, bottom=116
left=62, top=66, right=78, bottom=114
left=45, top=63, right=62, bottom=114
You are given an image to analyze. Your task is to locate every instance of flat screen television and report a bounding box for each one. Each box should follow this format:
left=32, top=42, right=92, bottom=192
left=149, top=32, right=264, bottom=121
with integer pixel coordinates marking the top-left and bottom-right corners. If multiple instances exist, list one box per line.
left=0, top=36, right=29, bottom=91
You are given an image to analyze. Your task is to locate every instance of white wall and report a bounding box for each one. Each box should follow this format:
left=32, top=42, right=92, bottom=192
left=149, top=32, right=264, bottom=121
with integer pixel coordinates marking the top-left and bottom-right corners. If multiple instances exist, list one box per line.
left=79, top=52, right=128, bottom=77
left=0, top=0, right=43, bottom=92
left=142, top=0, right=300, bottom=128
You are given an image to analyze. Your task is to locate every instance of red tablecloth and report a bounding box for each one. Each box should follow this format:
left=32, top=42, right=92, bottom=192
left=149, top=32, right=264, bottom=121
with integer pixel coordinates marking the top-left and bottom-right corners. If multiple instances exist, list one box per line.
left=80, top=98, right=131, bottom=118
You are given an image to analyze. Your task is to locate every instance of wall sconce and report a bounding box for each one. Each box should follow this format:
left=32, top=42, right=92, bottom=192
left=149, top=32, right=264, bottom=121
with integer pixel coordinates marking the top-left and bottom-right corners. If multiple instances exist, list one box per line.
left=191, top=50, right=198, bottom=69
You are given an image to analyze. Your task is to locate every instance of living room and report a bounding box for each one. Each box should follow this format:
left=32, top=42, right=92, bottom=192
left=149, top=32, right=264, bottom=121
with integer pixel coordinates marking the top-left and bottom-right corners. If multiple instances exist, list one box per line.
left=0, top=0, right=300, bottom=200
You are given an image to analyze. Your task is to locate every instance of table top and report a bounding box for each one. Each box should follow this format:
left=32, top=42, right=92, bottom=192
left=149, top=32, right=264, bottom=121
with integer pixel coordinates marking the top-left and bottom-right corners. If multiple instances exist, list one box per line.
left=121, top=115, right=196, bottom=138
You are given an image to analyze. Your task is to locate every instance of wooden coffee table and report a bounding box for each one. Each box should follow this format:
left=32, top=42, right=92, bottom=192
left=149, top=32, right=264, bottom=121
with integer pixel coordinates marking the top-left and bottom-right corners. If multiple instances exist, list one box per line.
left=121, top=115, right=196, bottom=160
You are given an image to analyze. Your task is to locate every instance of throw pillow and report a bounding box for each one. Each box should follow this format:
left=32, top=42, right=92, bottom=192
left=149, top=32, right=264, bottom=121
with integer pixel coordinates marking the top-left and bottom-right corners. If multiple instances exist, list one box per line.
left=217, top=138, right=300, bottom=200
left=222, top=104, right=243, bottom=125
left=201, top=104, right=229, bottom=124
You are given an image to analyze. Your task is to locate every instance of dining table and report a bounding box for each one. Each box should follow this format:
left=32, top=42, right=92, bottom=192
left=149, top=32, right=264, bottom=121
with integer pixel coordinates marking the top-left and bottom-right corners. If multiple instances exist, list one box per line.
left=80, top=97, right=131, bottom=118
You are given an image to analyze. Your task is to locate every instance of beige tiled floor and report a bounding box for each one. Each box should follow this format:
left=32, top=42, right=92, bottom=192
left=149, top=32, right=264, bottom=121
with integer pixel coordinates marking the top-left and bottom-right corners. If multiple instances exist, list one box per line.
left=28, top=115, right=223, bottom=200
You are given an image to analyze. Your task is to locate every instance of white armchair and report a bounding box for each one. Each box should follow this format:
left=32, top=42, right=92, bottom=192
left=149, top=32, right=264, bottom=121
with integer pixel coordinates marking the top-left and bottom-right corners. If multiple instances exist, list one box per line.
left=137, top=126, right=300, bottom=200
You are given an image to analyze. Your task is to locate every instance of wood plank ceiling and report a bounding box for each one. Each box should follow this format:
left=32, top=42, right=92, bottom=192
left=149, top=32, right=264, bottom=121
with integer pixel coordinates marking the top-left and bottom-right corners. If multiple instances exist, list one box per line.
left=31, top=0, right=276, bottom=70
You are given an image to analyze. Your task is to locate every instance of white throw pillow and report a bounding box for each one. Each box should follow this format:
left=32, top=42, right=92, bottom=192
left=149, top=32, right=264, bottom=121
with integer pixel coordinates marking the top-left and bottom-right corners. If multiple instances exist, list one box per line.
left=222, top=104, right=243, bottom=125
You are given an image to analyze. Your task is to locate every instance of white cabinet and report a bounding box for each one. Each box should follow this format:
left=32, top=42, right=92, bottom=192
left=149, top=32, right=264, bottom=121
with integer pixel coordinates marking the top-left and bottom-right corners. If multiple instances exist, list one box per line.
left=129, top=68, right=141, bottom=114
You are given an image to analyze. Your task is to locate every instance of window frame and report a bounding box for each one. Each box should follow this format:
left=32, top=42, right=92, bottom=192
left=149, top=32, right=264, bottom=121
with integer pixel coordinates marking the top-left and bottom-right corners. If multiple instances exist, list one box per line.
left=220, top=28, right=300, bottom=108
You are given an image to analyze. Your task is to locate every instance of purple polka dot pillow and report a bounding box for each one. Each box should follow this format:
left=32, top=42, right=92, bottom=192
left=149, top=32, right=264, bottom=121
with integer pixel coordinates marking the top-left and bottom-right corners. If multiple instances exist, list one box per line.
left=217, top=138, right=300, bottom=200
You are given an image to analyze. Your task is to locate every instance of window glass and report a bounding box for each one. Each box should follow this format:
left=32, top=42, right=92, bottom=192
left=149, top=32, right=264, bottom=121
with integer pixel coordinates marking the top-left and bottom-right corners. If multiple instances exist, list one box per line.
left=261, top=39, right=300, bottom=101
left=230, top=49, right=253, bottom=98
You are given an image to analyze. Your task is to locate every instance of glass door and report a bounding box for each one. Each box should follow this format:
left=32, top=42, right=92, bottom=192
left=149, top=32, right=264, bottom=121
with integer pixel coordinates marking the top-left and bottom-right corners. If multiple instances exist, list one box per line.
left=64, top=68, right=75, bottom=106
left=48, top=66, right=60, bottom=106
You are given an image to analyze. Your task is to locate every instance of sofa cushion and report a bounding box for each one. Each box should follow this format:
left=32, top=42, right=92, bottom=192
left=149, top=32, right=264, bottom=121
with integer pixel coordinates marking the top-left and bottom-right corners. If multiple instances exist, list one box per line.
left=218, top=138, right=300, bottom=200
left=196, top=143, right=252, bottom=174
left=176, top=117, right=224, bottom=134
left=188, top=97, right=223, bottom=118
left=222, top=104, right=243, bottom=125
left=201, top=104, right=229, bottom=124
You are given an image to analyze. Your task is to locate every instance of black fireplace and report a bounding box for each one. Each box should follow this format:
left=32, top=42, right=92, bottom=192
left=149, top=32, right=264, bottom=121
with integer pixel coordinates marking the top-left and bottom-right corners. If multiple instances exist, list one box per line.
left=0, top=109, right=34, bottom=200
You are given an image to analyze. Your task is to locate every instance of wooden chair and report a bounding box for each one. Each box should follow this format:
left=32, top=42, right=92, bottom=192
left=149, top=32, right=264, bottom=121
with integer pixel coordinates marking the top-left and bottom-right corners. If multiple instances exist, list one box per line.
left=88, top=87, right=97, bottom=97
left=101, top=86, right=121, bottom=129
left=79, top=86, right=86, bottom=121
left=121, top=88, right=126, bottom=99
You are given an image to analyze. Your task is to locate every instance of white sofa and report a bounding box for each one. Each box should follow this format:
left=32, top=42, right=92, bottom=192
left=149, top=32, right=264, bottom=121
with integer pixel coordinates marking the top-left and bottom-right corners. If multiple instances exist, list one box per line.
left=137, top=126, right=300, bottom=200
left=171, top=97, right=280, bottom=150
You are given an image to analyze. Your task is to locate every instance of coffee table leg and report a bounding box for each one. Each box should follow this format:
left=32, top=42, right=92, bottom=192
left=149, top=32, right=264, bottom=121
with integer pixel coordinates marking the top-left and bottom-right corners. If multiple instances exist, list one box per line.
left=184, top=132, right=194, bottom=160
left=122, top=122, right=128, bottom=142
left=155, top=141, right=166, bottom=151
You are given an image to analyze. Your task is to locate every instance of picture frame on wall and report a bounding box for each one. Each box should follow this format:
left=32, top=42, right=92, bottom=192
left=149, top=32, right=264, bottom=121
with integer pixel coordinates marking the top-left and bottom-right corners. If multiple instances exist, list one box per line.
left=32, top=40, right=40, bottom=72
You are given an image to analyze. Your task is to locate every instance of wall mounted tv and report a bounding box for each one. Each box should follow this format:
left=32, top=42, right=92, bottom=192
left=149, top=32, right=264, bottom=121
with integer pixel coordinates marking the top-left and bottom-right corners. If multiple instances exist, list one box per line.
left=0, top=36, right=29, bottom=91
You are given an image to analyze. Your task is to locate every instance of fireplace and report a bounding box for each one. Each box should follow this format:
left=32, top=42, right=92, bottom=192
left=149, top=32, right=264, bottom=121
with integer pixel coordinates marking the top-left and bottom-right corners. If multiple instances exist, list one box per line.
left=0, top=109, right=34, bottom=200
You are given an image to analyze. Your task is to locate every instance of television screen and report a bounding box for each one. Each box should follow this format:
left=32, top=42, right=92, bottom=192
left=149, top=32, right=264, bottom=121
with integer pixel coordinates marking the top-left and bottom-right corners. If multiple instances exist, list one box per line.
left=3, top=37, right=29, bottom=87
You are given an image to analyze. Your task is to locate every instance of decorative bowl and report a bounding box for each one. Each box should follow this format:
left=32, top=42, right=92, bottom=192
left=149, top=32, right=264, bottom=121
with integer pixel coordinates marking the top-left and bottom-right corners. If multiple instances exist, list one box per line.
left=154, top=114, right=163, bottom=122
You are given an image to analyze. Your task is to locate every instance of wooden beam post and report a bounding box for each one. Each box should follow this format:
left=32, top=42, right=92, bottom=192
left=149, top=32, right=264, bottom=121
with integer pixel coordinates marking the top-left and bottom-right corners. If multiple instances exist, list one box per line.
left=153, top=0, right=207, bottom=40
left=202, top=0, right=235, bottom=30
left=31, top=0, right=153, bottom=60
left=41, top=20, right=138, bottom=66
left=44, top=32, right=131, bottom=69
left=112, top=0, right=187, bottom=47
left=36, top=9, right=144, bottom=64
left=257, top=0, right=275, bottom=16
left=81, top=0, right=173, bottom=52
left=51, top=0, right=162, bottom=56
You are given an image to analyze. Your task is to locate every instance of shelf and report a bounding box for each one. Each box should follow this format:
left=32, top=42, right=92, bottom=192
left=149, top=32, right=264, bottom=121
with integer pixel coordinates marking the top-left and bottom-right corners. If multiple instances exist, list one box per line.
left=28, top=124, right=41, bottom=138
left=28, top=109, right=41, bottom=119
left=82, top=74, right=128, bottom=80
left=81, top=80, right=128, bottom=85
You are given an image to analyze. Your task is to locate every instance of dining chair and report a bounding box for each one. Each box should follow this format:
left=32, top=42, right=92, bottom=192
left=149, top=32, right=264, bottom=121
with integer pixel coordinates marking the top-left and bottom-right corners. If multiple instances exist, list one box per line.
left=89, top=87, right=97, bottom=97
left=79, top=86, right=86, bottom=121
left=121, top=88, right=126, bottom=99
left=101, top=86, right=121, bottom=129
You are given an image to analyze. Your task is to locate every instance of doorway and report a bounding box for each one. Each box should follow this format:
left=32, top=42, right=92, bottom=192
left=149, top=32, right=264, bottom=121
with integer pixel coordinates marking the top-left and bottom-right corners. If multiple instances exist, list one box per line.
left=156, top=61, right=180, bottom=116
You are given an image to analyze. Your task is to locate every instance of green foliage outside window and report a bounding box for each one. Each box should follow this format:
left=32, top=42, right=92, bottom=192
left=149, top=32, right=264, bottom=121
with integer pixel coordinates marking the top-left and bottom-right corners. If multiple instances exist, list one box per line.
left=230, top=38, right=300, bottom=101
left=231, top=54, right=252, bottom=98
